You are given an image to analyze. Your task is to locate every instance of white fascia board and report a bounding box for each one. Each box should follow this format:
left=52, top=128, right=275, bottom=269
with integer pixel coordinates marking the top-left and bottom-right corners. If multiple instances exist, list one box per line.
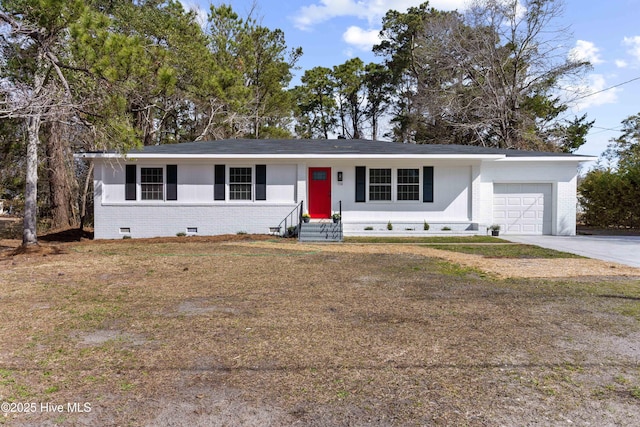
left=78, top=153, right=507, bottom=161
left=77, top=152, right=596, bottom=162
left=493, top=156, right=598, bottom=163
left=75, top=153, right=121, bottom=159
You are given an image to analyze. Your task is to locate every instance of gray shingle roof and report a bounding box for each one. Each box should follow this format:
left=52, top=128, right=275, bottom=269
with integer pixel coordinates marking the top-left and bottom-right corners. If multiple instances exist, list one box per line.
left=106, top=138, right=591, bottom=158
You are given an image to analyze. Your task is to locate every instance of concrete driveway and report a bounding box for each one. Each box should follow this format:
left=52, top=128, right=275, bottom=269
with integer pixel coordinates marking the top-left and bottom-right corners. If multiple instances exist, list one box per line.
left=501, top=235, right=640, bottom=268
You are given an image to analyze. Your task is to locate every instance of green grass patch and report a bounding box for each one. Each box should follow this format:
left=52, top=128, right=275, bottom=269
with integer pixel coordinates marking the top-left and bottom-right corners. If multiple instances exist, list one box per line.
left=429, top=244, right=583, bottom=259
left=616, top=301, right=640, bottom=321
left=120, top=380, right=135, bottom=391
left=79, top=306, right=116, bottom=324
left=0, top=369, right=15, bottom=386
left=432, top=260, right=488, bottom=277
left=344, top=235, right=504, bottom=244
left=45, top=385, right=60, bottom=394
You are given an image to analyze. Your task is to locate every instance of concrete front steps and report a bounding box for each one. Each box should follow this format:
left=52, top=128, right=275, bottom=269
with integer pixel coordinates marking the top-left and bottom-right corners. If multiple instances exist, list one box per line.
left=299, top=221, right=343, bottom=242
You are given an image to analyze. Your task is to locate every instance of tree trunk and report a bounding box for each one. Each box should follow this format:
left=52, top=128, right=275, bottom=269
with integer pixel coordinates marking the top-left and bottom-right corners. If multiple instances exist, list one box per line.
left=79, top=162, right=93, bottom=232
left=371, top=115, right=378, bottom=141
left=45, top=120, right=76, bottom=229
left=23, top=115, right=41, bottom=246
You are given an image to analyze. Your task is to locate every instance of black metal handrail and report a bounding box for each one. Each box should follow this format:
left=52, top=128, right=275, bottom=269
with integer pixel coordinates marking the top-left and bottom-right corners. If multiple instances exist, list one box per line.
left=276, top=200, right=304, bottom=238
left=339, top=200, right=343, bottom=240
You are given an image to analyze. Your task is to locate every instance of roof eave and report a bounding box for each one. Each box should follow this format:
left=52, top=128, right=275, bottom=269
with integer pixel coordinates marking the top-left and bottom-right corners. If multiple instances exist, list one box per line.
left=495, top=156, right=598, bottom=162
left=80, top=152, right=508, bottom=160
left=76, top=152, right=596, bottom=162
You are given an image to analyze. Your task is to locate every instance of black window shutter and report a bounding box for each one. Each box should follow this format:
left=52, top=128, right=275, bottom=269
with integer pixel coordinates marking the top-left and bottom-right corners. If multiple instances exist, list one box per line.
left=125, top=165, right=136, bottom=201
left=255, top=164, right=266, bottom=201
left=166, top=165, right=177, bottom=200
left=214, top=165, right=225, bottom=200
left=355, top=166, right=366, bottom=202
left=423, top=166, right=434, bottom=203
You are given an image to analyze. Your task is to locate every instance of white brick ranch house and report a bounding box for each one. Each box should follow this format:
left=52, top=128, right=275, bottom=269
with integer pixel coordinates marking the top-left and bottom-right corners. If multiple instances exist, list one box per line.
left=79, top=139, right=595, bottom=239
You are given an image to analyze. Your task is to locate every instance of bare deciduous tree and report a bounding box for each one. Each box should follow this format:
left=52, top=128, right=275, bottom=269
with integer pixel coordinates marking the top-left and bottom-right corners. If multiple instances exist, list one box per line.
left=1, top=2, right=84, bottom=245
left=376, top=0, right=591, bottom=149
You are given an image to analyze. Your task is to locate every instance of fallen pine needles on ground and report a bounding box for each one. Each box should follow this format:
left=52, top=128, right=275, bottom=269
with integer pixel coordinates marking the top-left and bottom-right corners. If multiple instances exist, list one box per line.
left=0, top=236, right=639, bottom=426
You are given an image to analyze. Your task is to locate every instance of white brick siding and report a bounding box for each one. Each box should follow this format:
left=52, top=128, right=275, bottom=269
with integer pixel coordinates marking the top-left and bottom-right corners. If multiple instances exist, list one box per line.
left=480, top=161, right=578, bottom=236
left=94, top=203, right=297, bottom=239
left=90, top=156, right=583, bottom=238
left=555, top=176, right=578, bottom=235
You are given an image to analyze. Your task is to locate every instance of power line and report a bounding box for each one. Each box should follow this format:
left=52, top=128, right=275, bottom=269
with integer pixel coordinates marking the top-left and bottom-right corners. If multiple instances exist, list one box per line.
left=592, top=125, right=622, bottom=132
left=573, top=75, right=640, bottom=101
left=589, top=128, right=618, bottom=136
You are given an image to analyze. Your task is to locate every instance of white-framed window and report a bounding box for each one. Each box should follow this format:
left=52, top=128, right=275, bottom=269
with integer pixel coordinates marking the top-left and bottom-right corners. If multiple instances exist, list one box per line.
left=357, top=166, right=432, bottom=203
left=229, top=167, right=252, bottom=200
left=397, top=168, right=420, bottom=201
left=141, top=167, right=164, bottom=200
left=366, top=168, right=423, bottom=202
left=214, top=164, right=266, bottom=202
left=369, top=168, right=392, bottom=201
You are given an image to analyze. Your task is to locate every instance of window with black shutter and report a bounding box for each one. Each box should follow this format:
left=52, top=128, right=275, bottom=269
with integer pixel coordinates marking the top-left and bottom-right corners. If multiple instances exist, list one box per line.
left=141, top=167, right=163, bottom=200
left=229, top=167, right=252, bottom=200
left=255, top=165, right=266, bottom=201
left=369, top=168, right=392, bottom=201
left=397, top=169, right=419, bottom=201
left=214, top=164, right=225, bottom=200
left=166, top=165, right=177, bottom=200
left=125, top=165, right=136, bottom=201
left=423, top=166, right=434, bottom=203
left=355, top=166, right=366, bottom=202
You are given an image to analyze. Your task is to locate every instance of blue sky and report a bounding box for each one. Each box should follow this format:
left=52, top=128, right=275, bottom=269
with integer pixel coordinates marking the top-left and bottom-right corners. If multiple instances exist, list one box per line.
left=185, top=0, right=640, bottom=158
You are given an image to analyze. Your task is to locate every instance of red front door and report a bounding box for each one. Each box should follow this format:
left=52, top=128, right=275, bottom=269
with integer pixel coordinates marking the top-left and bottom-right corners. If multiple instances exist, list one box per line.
left=308, top=167, right=331, bottom=218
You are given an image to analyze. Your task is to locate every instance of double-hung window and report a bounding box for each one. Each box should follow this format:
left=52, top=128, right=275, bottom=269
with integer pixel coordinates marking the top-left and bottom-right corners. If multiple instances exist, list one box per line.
left=369, top=168, right=392, bottom=201
left=229, top=167, right=252, bottom=200
left=397, top=169, right=420, bottom=201
left=141, top=167, right=164, bottom=200
left=215, top=165, right=266, bottom=201
left=357, top=166, right=431, bottom=202
left=125, top=165, right=177, bottom=201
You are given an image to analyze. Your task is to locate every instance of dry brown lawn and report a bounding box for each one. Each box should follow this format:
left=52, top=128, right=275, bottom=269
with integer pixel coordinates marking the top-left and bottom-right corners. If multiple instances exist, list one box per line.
left=1, top=235, right=640, bottom=426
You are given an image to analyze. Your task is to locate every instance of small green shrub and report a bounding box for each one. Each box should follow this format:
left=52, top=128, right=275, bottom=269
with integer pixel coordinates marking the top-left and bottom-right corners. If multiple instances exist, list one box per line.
left=441, top=226, right=451, bottom=231
left=364, top=226, right=374, bottom=230
left=423, top=221, right=430, bottom=231
left=286, top=226, right=298, bottom=238
left=236, top=231, right=247, bottom=235
left=387, top=221, right=393, bottom=230
left=122, top=235, right=131, bottom=239
left=176, top=232, right=187, bottom=237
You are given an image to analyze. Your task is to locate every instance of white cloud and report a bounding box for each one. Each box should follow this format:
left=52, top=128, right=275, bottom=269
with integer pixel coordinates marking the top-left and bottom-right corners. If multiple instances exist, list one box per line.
left=293, top=0, right=360, bottom=30
left=343, top=26, right=381, bottom=51
left=179, top=0, right=208, bottom=28
left=343, top=47, right=355, bottom=58
left=568, top=40, right=604, bottom=65
left=568, top=74, right=620, bottom=111
left=615, top=59, right=628, bottom=68
left=622, top=36, right=640, bottom=62
left=293, top=0, right=467, bottom=30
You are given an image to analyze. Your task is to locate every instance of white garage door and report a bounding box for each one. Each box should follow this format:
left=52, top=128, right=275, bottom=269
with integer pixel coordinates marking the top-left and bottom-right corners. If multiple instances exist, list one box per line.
left=493, top=184, right=552, bottom=235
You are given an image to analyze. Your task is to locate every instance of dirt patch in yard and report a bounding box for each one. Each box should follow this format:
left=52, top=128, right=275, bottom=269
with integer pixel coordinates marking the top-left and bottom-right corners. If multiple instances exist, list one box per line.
left=1, top=237, right=639, bottom=426
left=2, top=229, right=638, bottom=279
left=238, top=240, right=640, bottom=279
left=72, top=329, right=148, bottom=347
left=0, top=232, right=276, bottom=259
